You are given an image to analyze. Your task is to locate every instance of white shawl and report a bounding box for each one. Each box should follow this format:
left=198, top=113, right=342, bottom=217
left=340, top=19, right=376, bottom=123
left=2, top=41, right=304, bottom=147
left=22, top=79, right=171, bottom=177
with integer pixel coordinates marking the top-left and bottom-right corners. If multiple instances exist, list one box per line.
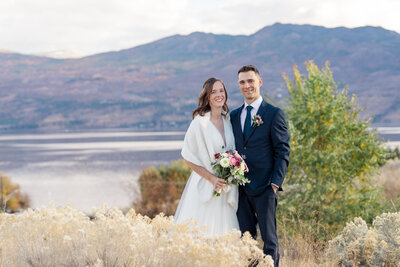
left=180, top=112, right=238, bottom=208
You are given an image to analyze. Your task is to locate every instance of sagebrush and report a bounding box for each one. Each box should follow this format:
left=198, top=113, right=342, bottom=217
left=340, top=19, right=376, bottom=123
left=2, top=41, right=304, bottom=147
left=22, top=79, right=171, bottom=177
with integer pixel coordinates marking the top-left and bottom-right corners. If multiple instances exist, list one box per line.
left=0, top=204, right=273, bottom=266
left=327, top=212, right=400, bottom=266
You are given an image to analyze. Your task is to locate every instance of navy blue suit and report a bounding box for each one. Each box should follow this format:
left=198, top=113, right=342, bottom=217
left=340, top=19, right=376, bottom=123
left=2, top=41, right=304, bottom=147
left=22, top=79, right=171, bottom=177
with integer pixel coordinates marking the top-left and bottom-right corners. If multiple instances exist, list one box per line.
left=230, top=100, right=290, bottom=266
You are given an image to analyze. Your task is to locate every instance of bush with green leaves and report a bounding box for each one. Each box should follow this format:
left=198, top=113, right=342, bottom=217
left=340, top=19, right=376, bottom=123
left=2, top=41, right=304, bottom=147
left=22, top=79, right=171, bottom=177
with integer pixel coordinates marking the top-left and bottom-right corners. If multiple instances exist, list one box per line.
left=386, top=147, right=400, bottom=161
left=279, top=61, right=388, bottom=240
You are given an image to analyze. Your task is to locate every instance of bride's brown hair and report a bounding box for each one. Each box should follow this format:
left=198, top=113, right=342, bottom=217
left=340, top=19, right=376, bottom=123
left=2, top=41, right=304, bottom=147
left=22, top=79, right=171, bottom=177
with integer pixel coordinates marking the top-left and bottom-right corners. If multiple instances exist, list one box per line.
left=192, top=78, right=229, bottom=119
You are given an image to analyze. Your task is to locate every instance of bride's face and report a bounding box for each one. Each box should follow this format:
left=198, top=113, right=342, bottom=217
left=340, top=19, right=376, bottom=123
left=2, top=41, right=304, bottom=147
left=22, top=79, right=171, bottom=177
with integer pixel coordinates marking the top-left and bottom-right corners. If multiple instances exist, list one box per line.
left=208, top=81, right=226, bottom=109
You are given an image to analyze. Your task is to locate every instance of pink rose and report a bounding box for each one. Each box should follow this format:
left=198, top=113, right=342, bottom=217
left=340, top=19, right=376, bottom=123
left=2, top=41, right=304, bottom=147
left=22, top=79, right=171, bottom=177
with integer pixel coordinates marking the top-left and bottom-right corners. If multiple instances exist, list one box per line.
left=229, top=157, right=237, bottom=166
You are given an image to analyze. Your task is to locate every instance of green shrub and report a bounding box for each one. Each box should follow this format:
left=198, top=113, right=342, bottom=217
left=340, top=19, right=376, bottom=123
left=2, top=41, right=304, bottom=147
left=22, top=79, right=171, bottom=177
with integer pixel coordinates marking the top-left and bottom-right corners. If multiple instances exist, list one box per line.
left=279, top=61, right=388, bottom=240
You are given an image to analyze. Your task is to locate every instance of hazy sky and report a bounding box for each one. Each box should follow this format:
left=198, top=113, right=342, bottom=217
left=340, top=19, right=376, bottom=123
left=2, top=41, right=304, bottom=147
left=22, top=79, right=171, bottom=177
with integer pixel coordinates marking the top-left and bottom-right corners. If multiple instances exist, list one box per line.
left=1, top=0, right=399, bottom=57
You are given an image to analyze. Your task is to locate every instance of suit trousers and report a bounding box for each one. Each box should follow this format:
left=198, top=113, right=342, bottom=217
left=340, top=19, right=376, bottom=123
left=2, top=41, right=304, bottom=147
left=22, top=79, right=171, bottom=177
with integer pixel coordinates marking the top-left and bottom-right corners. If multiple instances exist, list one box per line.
left=237, top=185, right=279, bottom=266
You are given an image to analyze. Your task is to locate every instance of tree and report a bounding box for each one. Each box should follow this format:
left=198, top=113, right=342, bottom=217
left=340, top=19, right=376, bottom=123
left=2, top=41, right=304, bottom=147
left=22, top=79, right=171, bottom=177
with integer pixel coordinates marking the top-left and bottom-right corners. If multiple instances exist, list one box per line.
left=0, top=174, right=30, bottom=212
left=279, top=61, right=388, bottom=239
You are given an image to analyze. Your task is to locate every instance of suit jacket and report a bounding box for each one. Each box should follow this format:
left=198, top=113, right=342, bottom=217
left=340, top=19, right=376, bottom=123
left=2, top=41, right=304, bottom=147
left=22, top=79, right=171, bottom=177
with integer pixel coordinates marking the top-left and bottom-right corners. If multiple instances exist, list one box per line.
left=230, top=100, right=290, bottom=196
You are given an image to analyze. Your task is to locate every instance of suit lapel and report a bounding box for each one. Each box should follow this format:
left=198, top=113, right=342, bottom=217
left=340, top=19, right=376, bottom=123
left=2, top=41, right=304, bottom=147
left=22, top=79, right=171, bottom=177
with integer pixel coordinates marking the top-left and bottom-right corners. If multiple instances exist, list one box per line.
left=235, top=104, right=245, bottom=144
left=244, top=100, right=269, bottom=145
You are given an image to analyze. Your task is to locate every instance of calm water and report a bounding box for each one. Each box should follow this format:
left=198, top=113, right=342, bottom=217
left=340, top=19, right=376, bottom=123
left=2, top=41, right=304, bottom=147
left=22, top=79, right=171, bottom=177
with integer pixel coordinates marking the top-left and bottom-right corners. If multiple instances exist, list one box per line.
left=0, top=128, right=399, bottom=212
left=0, top=131, right=185, bottom=212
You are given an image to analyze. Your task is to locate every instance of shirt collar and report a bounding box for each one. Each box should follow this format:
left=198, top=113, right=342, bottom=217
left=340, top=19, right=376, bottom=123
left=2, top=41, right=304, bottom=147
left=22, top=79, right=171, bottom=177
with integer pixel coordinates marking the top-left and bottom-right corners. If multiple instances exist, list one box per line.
left=244, top=96, right=263, bottom=111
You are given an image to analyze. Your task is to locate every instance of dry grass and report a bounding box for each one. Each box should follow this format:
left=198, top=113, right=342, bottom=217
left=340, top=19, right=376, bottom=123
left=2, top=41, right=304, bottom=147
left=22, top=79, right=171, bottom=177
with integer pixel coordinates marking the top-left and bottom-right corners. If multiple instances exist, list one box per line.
left=253, top=225, right=336, bottom=266
left=375, top=160, right=400, bottom=201
left=280, top=234, right=329, bottom=266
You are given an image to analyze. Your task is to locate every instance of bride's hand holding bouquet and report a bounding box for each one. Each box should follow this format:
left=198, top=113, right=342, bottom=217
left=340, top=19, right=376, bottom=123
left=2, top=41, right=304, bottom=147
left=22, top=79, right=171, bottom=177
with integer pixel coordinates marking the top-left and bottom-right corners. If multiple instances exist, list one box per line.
left=211, top=150, right=250, bottom=196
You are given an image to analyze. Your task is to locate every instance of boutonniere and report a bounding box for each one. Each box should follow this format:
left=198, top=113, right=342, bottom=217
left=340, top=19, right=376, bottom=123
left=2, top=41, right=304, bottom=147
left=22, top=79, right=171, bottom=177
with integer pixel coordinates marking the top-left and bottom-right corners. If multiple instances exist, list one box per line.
left=251, top=115, right=263, bottom=127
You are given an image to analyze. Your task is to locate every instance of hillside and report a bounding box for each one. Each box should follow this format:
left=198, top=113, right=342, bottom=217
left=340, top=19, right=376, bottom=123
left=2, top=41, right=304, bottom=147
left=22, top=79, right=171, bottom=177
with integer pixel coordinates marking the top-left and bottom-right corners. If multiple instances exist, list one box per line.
left=0, top=23, right=399, bottom=131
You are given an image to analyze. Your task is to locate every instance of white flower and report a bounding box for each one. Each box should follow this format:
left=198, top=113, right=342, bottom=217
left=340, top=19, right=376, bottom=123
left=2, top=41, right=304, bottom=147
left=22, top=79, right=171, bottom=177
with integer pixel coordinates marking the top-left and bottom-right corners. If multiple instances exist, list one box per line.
left=240, top=162, right=245, bottom=170
left=220, top=158, right=230, bottom=168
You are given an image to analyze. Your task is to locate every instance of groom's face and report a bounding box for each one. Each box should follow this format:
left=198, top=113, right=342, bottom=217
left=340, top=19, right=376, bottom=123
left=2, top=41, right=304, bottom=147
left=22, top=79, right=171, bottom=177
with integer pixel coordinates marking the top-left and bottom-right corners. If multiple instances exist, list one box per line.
left=238, top=71, right=262, bottom=104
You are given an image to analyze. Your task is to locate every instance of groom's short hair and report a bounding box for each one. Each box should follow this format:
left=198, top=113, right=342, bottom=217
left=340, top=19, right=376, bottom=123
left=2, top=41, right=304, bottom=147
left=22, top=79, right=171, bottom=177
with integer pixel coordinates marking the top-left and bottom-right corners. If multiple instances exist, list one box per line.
left=238, top=65, right=260, bottom=77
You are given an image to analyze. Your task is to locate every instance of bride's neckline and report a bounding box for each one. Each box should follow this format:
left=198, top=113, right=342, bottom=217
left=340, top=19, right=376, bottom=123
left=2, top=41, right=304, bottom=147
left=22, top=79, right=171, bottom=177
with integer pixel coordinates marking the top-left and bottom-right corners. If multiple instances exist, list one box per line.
left=209, top=115, right=227, bottom=148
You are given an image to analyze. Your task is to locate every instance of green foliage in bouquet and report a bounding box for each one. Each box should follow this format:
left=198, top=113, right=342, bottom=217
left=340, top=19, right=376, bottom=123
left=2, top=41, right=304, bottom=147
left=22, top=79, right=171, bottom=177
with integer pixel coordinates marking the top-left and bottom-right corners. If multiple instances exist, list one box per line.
left=134, top=159, right=191, bottom=217
left=279, top=61, right=389, bottom=240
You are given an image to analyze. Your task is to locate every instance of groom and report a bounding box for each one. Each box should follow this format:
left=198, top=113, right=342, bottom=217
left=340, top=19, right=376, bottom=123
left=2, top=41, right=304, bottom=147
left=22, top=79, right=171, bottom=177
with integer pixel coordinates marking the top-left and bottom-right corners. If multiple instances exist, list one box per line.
left=230, top=65, right=290, bottom=266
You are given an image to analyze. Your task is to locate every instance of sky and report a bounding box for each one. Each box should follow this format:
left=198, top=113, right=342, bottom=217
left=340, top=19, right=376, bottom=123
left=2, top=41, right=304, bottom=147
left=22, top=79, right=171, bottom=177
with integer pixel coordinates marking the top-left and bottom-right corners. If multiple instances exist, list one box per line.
left=1, top=0, right=400, bottom=57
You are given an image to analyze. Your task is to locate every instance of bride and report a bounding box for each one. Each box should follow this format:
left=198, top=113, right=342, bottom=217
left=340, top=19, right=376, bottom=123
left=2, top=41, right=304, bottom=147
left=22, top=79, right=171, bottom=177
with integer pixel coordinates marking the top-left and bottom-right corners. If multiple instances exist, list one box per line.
left=174, top=77, right=239, bottom=236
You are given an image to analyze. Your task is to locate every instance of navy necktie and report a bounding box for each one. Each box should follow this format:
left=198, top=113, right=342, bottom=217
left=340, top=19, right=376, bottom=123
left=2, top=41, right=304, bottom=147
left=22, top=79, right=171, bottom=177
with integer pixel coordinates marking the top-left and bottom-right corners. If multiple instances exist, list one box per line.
left=243, top=105, right=253, bottom=138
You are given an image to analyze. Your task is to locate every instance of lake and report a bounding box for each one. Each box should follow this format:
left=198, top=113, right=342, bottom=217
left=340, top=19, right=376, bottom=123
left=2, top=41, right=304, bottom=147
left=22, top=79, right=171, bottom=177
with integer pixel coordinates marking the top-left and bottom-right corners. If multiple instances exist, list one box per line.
left=0, top=131, right=185, bottom=212
left=0, top=128, right=399, bottom=212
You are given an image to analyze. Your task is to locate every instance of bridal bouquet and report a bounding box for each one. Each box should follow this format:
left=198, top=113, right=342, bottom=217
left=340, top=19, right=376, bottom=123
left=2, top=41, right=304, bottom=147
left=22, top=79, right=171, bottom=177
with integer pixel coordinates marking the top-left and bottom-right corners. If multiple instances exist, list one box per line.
left=211, top=150, right=250, bottom=196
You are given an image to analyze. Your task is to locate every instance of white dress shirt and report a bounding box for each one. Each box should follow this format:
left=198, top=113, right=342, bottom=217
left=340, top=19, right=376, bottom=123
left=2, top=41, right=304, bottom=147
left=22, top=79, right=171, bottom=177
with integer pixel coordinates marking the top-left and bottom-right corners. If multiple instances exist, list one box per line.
left=240, top=96, right=263, bottom=131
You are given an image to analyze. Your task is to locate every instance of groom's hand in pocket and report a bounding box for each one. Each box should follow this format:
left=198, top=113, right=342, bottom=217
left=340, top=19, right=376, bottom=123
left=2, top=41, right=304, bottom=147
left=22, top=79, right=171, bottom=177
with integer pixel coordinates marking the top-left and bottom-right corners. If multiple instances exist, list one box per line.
left=271, top=184, right=278, bottom=194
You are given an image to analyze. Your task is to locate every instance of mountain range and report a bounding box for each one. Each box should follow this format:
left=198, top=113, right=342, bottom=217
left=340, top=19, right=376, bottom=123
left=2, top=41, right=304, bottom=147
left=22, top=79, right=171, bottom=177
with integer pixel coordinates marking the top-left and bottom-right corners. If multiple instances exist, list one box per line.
left=1, top=23, right=399, bottom=131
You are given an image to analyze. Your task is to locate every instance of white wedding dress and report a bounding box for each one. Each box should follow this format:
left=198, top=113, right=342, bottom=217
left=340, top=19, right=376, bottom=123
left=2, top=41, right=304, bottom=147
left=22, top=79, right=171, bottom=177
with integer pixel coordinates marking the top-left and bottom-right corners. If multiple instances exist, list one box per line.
left=174, top=112, right=239, bottom=236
